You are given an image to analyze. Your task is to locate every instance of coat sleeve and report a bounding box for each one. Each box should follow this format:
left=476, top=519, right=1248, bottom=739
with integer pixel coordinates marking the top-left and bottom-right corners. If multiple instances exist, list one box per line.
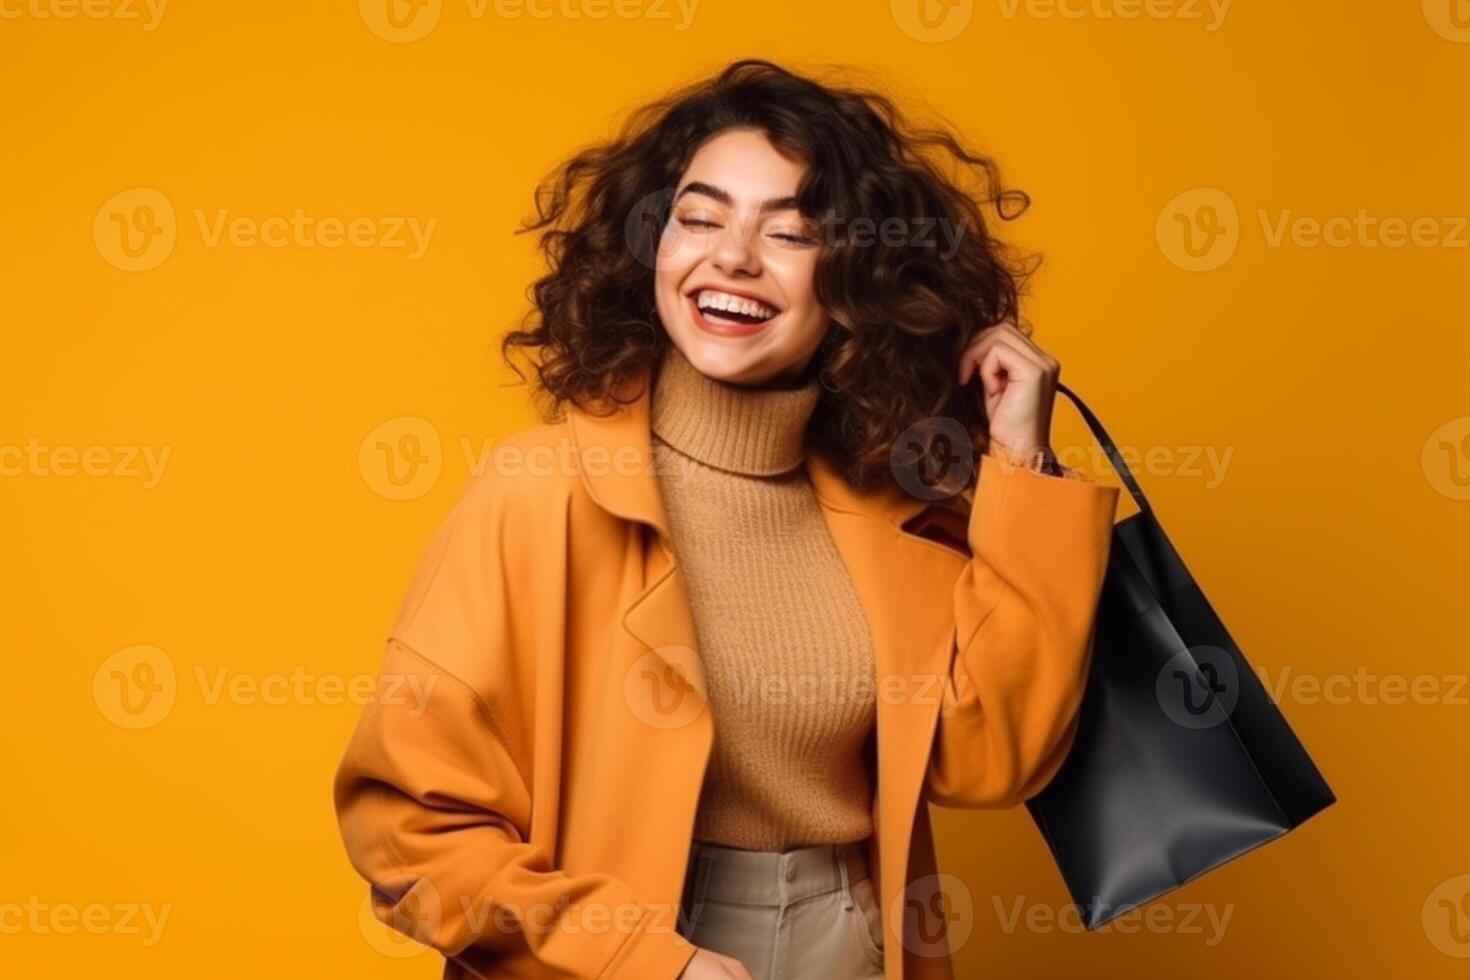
left=332, top=472, right=699, bottom=980
left=924, top=447, right=1120, bottom=809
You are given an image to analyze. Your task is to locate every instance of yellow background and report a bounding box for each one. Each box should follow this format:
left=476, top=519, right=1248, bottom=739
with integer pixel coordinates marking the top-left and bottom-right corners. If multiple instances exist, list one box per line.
left=2, top=0, right=1466, bottom=976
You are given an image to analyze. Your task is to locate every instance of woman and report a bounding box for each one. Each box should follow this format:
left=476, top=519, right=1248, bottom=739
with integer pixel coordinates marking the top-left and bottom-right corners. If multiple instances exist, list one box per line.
left=334, top=59, right=1119, bottom=980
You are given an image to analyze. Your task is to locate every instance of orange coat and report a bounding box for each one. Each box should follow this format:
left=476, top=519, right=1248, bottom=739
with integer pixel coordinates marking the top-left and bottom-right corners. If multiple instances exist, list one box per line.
left=333, top=368, right=1119, bottom=980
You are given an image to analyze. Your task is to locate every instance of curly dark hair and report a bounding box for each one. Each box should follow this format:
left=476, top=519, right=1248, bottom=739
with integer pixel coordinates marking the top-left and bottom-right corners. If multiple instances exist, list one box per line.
left=501, top=58, right=1037, bottom=499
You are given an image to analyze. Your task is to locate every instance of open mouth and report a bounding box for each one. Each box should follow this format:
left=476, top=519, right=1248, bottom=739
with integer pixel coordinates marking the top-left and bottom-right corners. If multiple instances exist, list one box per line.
left=691, top=288, right=781, bottom=332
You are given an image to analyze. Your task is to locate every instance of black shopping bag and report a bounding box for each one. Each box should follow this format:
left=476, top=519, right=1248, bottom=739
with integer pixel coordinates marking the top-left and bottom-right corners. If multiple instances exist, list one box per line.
left=1026, top=384, right=1336, bottom=928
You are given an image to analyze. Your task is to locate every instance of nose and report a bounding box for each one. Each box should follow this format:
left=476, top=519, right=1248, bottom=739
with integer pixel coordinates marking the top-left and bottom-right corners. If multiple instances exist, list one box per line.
left=710, top=218, right=762, bottom=278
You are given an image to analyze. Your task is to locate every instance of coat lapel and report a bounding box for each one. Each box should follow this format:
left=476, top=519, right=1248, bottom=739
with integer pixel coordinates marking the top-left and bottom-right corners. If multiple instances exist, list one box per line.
left=804, top=450, right=968, bottom=942
left=565, top=370, right=710, bottom=703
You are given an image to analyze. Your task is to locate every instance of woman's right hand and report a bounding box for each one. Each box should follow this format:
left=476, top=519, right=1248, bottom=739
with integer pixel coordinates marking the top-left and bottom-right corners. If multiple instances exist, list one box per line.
left=678, top=947, right=756, bottom=979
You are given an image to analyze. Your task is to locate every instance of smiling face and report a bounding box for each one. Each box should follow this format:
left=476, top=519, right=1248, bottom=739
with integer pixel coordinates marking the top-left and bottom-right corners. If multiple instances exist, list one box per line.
left=654, top=128, right=831, bottom=387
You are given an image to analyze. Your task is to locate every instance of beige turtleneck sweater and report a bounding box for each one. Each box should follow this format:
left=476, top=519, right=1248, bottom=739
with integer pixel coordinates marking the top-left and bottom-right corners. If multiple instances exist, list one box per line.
left=649, top=344, right=877, bottom=852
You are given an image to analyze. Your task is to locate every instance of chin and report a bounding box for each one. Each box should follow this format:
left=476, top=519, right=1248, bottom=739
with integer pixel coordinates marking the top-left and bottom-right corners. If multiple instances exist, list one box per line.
left=674, top=333, right=768, bottom=384
left=659, top=304, right=823, bottom=387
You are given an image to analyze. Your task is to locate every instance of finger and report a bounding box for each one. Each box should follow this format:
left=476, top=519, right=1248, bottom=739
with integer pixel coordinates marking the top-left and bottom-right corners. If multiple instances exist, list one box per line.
left=963, top=322, right=1051, bottom=369
left=961, top=327, right=1041, bottom=385
left=995, top=318, right=1060, bottom=369
left=1001, top=314, right=1036, bottom=341
left=960, top=325, right=1001, bottom=376
left=980, top=330, right=1059, bottom=388
left=967, top=331, right=1050, bottom=392
left=983, top=316, right=1062, bottom=374
left=978, top=338, right=1045, bottom=401
left=966, top=319, right=1033, bottom=356
left=959, top=325, right=1002, bottom=385
left=725, top=953, right=756, bottom=980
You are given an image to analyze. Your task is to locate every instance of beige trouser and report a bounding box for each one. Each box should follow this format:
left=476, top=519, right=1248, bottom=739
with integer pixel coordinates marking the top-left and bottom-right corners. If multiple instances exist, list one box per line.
left=676, top=839, right=887, bottom=980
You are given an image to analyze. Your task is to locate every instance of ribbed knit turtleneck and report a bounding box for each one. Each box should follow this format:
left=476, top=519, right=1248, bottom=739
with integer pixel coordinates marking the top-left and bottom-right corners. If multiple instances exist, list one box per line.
left=649, top=342, right=820, bottom=476
left=649, top=343, right=878, bottom=852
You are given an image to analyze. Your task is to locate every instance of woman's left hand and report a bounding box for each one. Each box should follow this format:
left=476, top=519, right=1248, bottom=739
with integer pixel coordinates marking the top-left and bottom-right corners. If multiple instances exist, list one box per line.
left=958, top=319, right=1060, bottom=460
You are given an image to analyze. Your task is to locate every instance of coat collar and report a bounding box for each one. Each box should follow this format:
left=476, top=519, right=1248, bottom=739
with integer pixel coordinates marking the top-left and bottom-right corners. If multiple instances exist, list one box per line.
left=564, top=364, right=935, bottom=541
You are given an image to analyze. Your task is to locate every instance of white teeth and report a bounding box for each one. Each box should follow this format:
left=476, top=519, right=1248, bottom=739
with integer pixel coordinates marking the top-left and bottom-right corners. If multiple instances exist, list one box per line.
left=696, top=289, right=777, bottom=320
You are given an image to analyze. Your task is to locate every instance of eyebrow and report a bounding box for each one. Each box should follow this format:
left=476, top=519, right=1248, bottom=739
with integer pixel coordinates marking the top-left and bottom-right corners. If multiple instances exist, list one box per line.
left=674, top=181, right=801, bottom=214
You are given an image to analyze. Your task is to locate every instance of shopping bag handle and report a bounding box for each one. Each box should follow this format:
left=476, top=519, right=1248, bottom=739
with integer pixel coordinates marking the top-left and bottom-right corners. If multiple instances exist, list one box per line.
left=1055, top=382, right=1152, bottom=514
